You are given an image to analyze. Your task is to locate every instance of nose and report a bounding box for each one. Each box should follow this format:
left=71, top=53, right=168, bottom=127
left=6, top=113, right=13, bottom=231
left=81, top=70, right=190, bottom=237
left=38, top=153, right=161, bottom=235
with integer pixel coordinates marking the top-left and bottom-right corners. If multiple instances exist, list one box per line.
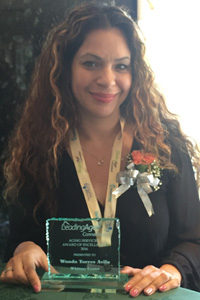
left=96, top=66, right=116, bottom=88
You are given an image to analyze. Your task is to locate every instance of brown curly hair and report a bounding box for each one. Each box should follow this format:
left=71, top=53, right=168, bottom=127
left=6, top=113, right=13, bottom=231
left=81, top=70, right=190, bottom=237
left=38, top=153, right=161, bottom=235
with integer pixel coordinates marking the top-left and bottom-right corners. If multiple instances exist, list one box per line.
left=4, top=3, right=200, bottom=218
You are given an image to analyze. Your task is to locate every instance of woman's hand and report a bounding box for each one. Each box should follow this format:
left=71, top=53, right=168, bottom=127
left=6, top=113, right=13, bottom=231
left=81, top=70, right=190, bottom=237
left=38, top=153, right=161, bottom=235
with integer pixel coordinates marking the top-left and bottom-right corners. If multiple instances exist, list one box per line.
left=0, top=241, right=48, bottom=293
left=121, top=264, right=182, bottom=297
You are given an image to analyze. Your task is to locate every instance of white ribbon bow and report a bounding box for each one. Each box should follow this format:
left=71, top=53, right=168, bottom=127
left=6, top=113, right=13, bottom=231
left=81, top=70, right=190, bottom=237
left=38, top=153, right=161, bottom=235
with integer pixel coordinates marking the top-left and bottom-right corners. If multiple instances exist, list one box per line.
left=112, top=162, right=160, bottom=217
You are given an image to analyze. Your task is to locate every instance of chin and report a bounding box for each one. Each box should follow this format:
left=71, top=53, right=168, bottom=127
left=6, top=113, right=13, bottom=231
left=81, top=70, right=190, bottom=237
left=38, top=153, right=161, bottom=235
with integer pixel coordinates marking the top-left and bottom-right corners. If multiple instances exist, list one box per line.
left=78, top=102, right=121, bottom=120
left=92, top=109, right=120, bottom=119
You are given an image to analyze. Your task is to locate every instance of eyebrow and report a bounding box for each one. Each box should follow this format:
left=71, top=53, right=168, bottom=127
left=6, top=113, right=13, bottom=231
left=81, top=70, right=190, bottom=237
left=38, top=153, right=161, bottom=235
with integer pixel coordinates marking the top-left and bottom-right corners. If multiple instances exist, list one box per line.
left=79, top=53, right=131, bottom=62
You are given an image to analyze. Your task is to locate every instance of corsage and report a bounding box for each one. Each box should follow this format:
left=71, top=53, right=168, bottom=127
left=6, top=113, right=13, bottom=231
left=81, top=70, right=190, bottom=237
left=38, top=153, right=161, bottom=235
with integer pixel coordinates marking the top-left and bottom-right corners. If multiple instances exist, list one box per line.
left=112, top=150, right=162, bottom=217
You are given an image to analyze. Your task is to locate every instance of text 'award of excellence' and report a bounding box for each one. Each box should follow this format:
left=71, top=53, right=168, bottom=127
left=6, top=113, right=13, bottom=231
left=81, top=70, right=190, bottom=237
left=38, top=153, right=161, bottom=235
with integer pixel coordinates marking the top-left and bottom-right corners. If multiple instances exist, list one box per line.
left=41, top=218, right=128, bottom=291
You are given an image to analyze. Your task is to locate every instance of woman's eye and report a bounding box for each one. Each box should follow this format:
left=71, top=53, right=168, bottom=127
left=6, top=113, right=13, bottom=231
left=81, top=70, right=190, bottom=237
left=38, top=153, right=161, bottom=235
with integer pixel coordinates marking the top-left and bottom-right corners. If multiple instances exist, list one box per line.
left=82, top=61, right=98, bottom=69
left=116, top=64, right=130, bottom=71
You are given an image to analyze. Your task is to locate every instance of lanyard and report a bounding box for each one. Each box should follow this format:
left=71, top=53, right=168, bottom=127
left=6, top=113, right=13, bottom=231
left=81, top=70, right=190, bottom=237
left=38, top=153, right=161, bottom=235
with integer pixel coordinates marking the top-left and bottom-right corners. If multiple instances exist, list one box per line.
left=70, top=119, right=125, bottom=245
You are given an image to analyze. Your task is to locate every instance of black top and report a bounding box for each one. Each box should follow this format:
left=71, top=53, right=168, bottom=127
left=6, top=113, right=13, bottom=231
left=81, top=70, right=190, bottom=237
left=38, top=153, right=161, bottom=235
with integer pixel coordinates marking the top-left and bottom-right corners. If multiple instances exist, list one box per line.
left=5, top=139, right=200, bottom=292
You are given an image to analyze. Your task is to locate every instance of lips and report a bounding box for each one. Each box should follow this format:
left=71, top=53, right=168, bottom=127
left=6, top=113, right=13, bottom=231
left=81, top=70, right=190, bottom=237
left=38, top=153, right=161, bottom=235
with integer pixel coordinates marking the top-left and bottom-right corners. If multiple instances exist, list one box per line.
left=90, top=92, right=119, bottom=103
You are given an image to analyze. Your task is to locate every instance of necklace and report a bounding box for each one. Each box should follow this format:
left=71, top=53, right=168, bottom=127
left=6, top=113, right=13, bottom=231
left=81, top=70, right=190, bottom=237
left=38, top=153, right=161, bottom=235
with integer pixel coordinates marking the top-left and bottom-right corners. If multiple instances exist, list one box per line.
left=82, top=146, right=126, bottom=166
left=82, top=146, right=105, bottom=166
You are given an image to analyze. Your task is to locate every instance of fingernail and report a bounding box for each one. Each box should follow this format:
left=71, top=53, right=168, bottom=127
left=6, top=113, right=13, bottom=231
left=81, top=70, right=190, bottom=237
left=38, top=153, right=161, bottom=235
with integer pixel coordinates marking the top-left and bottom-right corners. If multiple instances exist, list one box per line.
left=159, top=285, right=166, bottom=292
left=130, top=289, right=139, bottom=297
left=124, top=284, right=132, bottom=291
left=33, top=285, right=40, bottom=293
left=145, top=287, right=153, bottom=295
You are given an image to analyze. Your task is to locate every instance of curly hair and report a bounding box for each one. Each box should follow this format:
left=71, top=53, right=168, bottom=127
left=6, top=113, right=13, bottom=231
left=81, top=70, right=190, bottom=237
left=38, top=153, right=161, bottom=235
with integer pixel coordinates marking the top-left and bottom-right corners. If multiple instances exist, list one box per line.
left=4, top=2, right=200, bottom=218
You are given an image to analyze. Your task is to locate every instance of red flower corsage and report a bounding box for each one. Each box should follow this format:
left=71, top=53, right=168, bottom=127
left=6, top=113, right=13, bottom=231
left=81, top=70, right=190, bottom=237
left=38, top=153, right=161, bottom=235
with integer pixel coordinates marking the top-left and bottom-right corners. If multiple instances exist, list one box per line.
left=113, top=150, right=162, bottom=217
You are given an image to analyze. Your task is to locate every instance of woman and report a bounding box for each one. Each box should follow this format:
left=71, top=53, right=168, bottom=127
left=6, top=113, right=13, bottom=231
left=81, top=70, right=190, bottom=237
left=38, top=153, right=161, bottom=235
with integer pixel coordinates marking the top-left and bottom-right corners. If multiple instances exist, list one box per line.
left=1, top=3, right=200, bottom=297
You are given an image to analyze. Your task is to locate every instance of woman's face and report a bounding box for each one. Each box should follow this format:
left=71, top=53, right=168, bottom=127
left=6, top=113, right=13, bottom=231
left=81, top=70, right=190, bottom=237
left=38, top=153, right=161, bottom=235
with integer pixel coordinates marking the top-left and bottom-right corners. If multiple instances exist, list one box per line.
left=71, top=28, right=132, bottom=121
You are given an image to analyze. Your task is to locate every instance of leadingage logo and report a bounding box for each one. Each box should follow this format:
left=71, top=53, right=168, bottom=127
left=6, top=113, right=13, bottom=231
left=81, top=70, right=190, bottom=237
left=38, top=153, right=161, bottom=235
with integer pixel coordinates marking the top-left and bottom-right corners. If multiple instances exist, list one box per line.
left=61, top=221, right=101, bottom=233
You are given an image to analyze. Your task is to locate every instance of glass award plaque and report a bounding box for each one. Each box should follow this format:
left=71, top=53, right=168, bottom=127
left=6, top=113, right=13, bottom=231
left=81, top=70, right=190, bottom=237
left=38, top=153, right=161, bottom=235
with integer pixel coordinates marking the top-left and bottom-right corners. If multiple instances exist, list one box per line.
left=41, top=218, right=128, bottom=291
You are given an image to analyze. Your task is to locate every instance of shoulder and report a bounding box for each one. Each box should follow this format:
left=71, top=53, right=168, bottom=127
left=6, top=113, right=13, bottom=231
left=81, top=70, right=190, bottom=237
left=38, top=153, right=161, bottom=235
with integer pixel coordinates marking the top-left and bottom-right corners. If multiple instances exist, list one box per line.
left=163, top=120, right=191, bottom=171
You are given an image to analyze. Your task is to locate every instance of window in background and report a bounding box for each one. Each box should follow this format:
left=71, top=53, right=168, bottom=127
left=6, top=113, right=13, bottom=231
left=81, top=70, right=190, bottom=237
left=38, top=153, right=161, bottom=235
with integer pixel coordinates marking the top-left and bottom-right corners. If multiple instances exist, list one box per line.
left=138, top=0, right=200, bottom=143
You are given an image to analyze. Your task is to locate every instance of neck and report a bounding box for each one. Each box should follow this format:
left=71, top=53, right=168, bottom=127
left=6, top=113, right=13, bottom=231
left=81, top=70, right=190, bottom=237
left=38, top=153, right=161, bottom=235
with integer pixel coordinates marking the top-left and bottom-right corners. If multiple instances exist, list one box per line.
left=78, top=114, right=121, bottom=142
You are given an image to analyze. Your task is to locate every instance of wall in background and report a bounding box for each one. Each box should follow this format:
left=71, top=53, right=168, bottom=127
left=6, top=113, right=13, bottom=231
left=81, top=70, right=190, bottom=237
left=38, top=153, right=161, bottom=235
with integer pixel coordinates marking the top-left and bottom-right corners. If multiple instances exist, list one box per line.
left=138, top=0, right=200, bottom=144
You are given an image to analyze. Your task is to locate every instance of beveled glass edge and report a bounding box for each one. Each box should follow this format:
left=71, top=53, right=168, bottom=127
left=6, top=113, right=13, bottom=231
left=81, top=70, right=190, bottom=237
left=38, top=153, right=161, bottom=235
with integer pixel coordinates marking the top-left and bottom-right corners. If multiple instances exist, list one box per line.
left=46, top=217, right=120, bottom=222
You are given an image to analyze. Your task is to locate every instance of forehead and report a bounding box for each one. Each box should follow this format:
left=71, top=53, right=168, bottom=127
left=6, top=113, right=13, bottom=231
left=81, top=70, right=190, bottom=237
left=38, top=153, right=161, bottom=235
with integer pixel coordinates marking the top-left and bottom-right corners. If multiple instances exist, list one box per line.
left=75, top=28, right=130, bottom=59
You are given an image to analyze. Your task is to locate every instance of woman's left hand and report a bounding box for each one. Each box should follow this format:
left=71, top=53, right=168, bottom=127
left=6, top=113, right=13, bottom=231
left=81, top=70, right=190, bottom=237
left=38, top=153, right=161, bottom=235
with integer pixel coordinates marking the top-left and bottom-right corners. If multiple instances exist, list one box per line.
left=121, top=264, right=182, bottom=297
